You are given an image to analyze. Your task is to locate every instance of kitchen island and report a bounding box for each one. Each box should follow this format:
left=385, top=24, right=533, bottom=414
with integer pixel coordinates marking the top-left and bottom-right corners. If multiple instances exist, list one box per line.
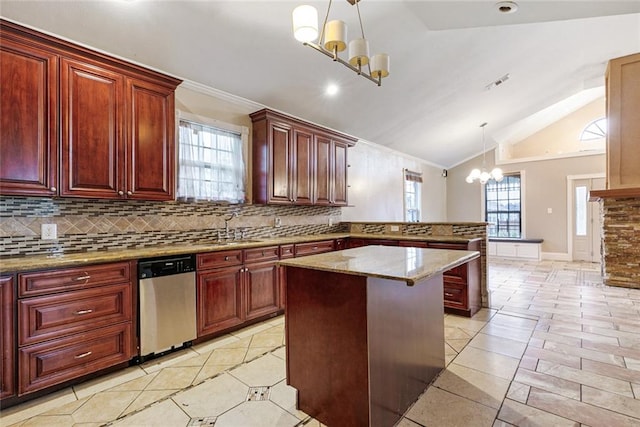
left=280, top=245, right=480, bottom=427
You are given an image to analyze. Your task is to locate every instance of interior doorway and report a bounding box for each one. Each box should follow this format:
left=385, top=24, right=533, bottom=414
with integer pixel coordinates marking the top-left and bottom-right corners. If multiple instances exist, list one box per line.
left=570, top=176, right=605, bottom=262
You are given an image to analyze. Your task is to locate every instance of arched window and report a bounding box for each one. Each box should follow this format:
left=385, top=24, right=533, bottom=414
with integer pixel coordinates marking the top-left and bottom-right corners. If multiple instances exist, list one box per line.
left=580, top=117, right=607, bottom=141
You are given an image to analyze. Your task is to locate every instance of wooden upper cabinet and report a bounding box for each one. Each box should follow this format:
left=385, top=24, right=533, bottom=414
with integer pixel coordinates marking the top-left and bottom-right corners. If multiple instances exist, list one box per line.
left=606, top=53, right=640, bottom=190
left=250, top=108, right=356, bottom=206
left=126, top=78, right=175, bottom=200
left=0, top=19, right=181, bottom=200
left=0, top=37, right=58, bottom=196
left=60, top=58, right=124, bottom=198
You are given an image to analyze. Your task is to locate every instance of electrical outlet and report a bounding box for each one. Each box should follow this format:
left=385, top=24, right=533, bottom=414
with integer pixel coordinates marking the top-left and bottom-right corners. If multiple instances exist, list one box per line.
left=274, top=217, right=281, bottom=228
left=41, top=223, right=57, bottom=240
left=328, top=217, right=334, bottom=226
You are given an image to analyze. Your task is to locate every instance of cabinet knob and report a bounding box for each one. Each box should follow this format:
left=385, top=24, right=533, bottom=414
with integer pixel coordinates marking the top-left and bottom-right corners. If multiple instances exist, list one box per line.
left=50, top=186, right=57, bottom=192
left=127, top=190, right=132, bottom=196
left=118, top=190, right=124, bottom=196
left=224, top=256, right=230, bottom=261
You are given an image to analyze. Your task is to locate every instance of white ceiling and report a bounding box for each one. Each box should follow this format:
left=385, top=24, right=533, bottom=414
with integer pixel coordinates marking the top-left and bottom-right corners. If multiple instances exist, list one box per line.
left=2, top=1, right=639, bottom=168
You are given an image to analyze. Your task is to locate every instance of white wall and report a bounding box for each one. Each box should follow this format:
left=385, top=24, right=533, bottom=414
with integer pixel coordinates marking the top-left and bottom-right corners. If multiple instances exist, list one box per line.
left=342, top=140, right=447, bottom=222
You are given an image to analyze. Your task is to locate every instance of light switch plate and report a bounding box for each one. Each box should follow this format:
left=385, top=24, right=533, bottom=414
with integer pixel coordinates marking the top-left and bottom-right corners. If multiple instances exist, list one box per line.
left=41, top=223, right=57, bottom=240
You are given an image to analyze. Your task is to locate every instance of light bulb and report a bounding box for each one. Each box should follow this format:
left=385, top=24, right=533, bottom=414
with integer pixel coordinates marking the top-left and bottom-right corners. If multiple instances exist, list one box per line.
left=470, top=169, right=481, bottom=179
left=292, top=5, right=319, bottom=42
left=480, top=171, right=491, bottom=184
left=465, top=175, right=474, bottom=183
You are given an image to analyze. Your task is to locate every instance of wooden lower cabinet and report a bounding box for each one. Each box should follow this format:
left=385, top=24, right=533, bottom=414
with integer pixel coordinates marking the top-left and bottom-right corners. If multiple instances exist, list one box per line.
left=197, top=266, right=244, bottom=337
left=294, top=240, right=335, bottom=257
left=196, top=246, right=280, bottom=338
left=14, top=261, right=135, bottom=397
left=1, top=276, right=15, bottom=400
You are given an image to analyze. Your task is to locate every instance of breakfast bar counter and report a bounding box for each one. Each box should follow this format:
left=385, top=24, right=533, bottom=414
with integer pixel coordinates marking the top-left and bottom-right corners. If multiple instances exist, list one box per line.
left=280, top=246, right=480, bottom=427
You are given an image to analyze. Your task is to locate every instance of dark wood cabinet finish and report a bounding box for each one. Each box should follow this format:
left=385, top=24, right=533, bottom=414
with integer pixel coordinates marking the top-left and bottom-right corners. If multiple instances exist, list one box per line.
left=197, top=266, right=245, bottom=337
left=0, top=276, right=15, bottom=400
left=244, top=261, right=279, bottom=321
left=15, top=261, right=134, bottom=397
left=250, top=108, right=356, bottom=206
left=0, top=36, right=58, bottom=196
left=60, top=58, right=124, bottom=198
left=294, top=240, right=335, bottom=257
left=278, top=244, right=295, bottom=310
left=19, top=323, right=132, bottom=395
left=0, top=19, right=181, bottom=200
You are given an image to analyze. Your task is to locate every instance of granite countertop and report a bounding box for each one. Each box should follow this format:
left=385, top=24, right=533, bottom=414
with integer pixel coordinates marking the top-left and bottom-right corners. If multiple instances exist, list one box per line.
left=0, top=233, right=482, bottom=274
left=278, top=246, right=480, bottom=286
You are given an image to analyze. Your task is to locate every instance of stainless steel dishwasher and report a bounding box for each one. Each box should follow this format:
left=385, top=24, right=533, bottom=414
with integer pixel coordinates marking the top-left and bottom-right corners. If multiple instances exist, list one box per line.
left=138, top=254, right=197, bottom=360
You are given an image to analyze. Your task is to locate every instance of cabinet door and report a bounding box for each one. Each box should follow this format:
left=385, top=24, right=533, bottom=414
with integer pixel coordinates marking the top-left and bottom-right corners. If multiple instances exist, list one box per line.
left=1, top=276, right=15, bottom=400
left=60, top=58, right=124, bottom=198
left=292, top=128, right=314, bottom=204
left=0, top=39, right=58, bottom=196
left=332, top=140, right=349, bottom=206
left=197, top=267, right=244, bottom=337
left=245, top=261, right=279, bottom=321
left=315, top=135, right=332, bottom=205
left=126, top=78, right=175, bottom=200
left=268, top=122, right=293, bottom=204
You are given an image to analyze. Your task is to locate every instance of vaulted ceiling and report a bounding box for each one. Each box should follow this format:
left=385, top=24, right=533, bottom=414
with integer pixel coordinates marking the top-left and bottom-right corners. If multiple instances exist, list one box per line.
left=2, top=1, right=639, bottom=168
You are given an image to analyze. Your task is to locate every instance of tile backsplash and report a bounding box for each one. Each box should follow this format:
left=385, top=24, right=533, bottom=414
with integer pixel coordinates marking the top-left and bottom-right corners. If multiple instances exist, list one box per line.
left=0, top=197, right=345, bottom=257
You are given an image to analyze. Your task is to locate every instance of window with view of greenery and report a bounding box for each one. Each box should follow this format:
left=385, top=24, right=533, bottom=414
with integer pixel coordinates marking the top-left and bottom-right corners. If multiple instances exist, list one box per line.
left=485, top=174, right=521, bottom=238
left=404, top=169, right=422, bottom=222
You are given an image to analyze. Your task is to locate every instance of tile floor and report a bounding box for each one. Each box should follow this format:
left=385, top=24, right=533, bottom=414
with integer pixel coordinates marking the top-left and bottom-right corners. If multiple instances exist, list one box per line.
left=3, top=259, right=640, bottom=426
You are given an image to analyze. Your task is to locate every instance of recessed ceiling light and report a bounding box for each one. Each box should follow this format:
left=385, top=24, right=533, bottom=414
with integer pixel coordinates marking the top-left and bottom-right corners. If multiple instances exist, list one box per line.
left=495, top=1, right=518, bottom=14
left=326, top=84, right=339, bottom=96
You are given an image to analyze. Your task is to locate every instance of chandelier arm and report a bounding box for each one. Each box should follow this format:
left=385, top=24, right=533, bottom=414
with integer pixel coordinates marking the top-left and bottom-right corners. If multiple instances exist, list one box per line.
left=319, top=0, right=333, bottom=46
left=303, top=41, right=382, bottom=86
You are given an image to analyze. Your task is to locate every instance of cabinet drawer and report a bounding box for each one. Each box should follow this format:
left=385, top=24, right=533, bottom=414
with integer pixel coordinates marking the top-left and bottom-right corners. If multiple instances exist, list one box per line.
left=279, top=244, right=295, bottom=259
left=19, top=283, right=132, bottom=346
left=443, top=284, right=467, bottom=308
left=398, top=240, right=429, bottom=248
left=295, top=240, right=334, bottom=257
left=19, top=262, right=132, bottom=297
left=197, top=250, right=243, bottom=270
left=19, top=323, right=132, bottom=395
left=444, top=263, right=468, bottom=281
left=244, top=246, right=279, bottom=263
left=427, top=242, right=468, bottom=250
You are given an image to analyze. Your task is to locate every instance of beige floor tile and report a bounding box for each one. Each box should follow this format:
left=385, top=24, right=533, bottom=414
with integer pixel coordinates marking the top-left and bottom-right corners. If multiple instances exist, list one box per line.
left=206, top=347, right=248, bottom=366
left=582, top=385, right=640, bottom=419
left=108, top=372, right=158, bottom=392
left=493, top=420, right=516, bottom=427
left=513, top=368, right=580, bottom=400
left=144, top=366, right=200, bottom=390
left=140, top=348, right=200, bottom=374
left=71, top=391, right=139, bottom=423
left=72, top=366, right=147, bottom=399
left=42, top=396, right=90, bottom=415
left=122, top=389, right=177, bottom=415
left=191, top=333, right=240, bottom=353
left=532, top=330, right=582, bottom=346
left=445, top=315, right=488, bottom=332
left=231, top=322, right=277, bottom=339
left=547, top=326, right=620, bottom=345
left=582, top=359, right=640, bottom=384
left=0, top=388, right=77, bottom=426
left=453, top=346, right=520, bottom=380
left=527, top=387, right=640, bottom=426
left=172, top=350, right=212, bottom=367
left=497, top=398, right=579, bottom=427
left=536, top=360, right=634, bottom=397
left=543, top=340, right=626, bottom=367
left=446, top=338, right=471, bottom=353
left=470, top=308, right=498, bottom=321
left=267, top=315, right=285, bottom=326
left=434, top=362, right=511, bottom=409
left=404, top=386, right=497, bottom=427
left=17, top=414, right=76, bottom=426
left=523, top=346, right=581, bottom=369
left=249, top=331, right=284, bottom=348
left=269, top=379, right=307, bottom=419
left=480, top=322, right=533, bottom=343
left=468, top=333, right=528, bottom=359
left=220, top=336, right=252, bottom=350
left=230, top=353, right=286, bottom=387
left=489, top=313, right=538, bottom=330
left=272, top=346, right=287, bottom=360
left=395, top=417, right=423, bottom=427
left=193, top=363, right=235, bottom=384
left=215, top=400, right=300, bottom=427
left=506, top=381, right=530, bottom=403
left=173, top=372, right=248, bottom=417
left=111, top=399, right=191, bottom=426
left=444, top=326, right=474, bottom=340
left=245, top=346, right=276, bottom=361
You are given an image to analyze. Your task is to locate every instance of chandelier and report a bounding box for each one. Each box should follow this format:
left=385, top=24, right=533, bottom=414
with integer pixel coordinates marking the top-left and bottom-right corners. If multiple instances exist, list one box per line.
left=292, top=0, right=389, bottom=86
left=466, top=123, right=504, bottom=184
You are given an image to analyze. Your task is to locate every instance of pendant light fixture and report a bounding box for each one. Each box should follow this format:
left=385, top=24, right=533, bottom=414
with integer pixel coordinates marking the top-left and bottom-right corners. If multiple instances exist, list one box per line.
left=466, top=123, right=504, bottom=184
left=292, top=0, right=390, bottom=86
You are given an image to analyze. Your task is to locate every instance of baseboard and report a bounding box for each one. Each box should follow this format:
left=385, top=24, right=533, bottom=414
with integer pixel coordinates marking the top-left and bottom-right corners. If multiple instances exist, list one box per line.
left=542, top=252, right=571, bottom=261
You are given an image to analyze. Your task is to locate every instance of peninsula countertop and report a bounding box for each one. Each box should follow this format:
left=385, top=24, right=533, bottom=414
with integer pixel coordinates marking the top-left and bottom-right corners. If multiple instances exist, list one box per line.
left=278, top=245, right=480, bottom=286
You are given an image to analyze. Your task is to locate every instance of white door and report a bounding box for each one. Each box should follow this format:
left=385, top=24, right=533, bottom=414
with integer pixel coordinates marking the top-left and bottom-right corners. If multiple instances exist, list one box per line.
left=572, top=178, right=605, bottom=262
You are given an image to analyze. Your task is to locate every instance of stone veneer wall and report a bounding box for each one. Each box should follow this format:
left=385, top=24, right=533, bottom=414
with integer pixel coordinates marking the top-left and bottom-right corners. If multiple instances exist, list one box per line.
left=346, top=221, right=489, bottom=307
left=0, top=196, right=346, bottom=257
left=601, top=197, right=640, bottom=288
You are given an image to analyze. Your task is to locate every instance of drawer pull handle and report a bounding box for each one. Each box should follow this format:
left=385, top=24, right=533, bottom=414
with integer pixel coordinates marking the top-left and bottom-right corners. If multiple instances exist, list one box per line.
left=313, top=246, right=318, bottom=250
left=74, top=309, right=93, bottom=315
left=444, top=293, right=454, bottom=297
left=224, top=256, right=230, bottom=261
left=74, top=351, right=92, bottom=359
left=74, top=274, right=91, bottom=281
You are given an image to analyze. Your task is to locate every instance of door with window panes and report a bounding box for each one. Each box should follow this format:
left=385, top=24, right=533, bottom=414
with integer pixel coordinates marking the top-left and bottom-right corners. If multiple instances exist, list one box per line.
left=572, top=178, right=604, bottom=262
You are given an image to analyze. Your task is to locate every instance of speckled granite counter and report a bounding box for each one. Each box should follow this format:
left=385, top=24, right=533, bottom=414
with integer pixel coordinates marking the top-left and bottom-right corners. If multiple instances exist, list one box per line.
left=279, top=245, right=479, bottom=286
left=0, top=233, right=482, bottom=274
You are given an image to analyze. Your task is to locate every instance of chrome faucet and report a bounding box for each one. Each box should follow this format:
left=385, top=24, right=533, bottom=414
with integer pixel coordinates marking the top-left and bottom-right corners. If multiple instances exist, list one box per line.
left=224, top=212, right=239, bottom=236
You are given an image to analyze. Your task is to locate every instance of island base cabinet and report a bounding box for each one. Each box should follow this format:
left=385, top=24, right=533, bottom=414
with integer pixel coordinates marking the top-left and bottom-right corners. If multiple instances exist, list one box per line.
left=19, top=323, right=132, bottom=395
left=286, top=266, right=445, bottom=427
